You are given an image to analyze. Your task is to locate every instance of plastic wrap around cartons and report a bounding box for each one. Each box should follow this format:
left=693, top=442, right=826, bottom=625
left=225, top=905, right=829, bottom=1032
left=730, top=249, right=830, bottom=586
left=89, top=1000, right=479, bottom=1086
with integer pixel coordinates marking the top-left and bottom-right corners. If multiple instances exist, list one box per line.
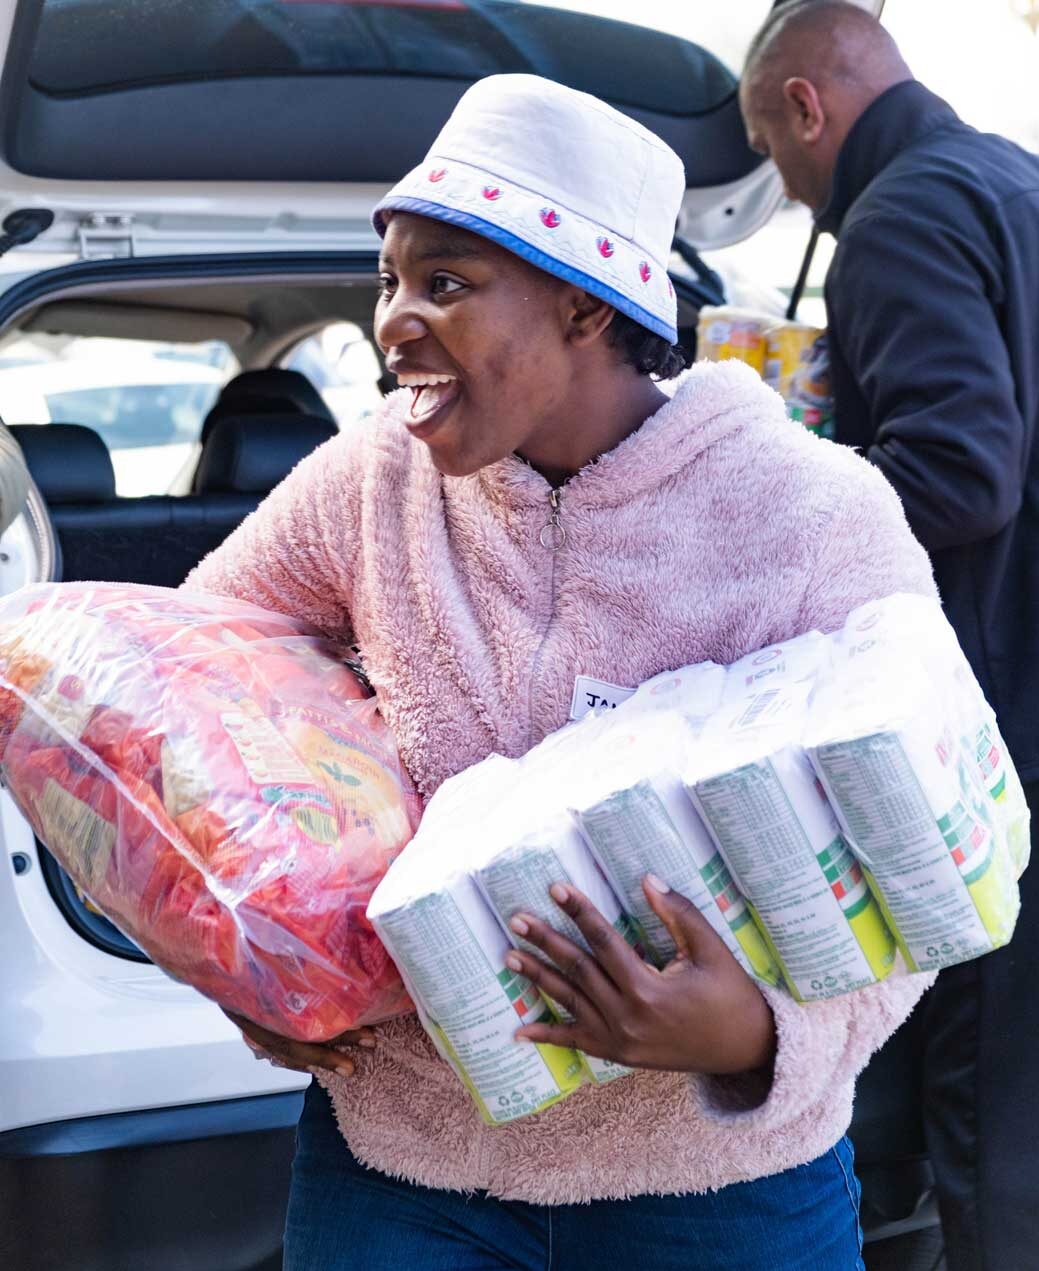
left=570, top=711, right=780, bottom=986
left=688, top=650, right=898, bottom=1002
left=368, top=754, right=589, bottom=1124
left=370, top=594, right=1026, bottom=1120
left=473, top=816, right=634, bottom=1086
left=805, top=595, right=1023, bottom=972
left=0, top=583, right=421, bottom=1041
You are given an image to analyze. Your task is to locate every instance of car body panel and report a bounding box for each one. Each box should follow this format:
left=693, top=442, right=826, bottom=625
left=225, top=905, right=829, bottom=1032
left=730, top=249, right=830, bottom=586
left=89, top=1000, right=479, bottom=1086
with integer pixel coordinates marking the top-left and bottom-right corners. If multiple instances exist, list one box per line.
left=0, top=0, right=795, bottom=269
left=0, top=791, right=307, bottom=1137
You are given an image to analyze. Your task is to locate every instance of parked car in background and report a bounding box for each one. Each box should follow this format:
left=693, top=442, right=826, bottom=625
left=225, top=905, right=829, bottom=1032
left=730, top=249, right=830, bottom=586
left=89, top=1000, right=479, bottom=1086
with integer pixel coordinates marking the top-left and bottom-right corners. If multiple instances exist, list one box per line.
left=0, top=336, right=231, bottom=493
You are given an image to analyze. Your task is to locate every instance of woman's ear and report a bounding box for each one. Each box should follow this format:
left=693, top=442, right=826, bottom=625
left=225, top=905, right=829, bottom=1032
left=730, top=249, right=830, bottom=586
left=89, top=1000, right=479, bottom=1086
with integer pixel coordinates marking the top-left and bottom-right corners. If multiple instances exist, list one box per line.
left=566, top=289, right=616, bottom=347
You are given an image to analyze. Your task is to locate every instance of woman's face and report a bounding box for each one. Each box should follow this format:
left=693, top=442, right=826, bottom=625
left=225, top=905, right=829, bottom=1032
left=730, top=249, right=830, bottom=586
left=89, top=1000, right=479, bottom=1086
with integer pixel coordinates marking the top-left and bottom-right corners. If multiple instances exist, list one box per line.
left=375, top=213, right=580, bottom=477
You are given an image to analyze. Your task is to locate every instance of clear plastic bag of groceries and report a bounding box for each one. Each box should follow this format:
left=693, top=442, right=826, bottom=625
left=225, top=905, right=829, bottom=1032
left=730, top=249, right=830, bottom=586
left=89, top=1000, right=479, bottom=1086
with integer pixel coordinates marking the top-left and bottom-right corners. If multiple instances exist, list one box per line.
left=0, top=582, right=421, bottom=1040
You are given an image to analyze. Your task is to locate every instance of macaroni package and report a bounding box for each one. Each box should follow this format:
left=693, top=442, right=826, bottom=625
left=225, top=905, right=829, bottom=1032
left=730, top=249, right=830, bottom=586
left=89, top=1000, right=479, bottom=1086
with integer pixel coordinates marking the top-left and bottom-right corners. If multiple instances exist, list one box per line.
left=0, top=582, right=421, bottom=1041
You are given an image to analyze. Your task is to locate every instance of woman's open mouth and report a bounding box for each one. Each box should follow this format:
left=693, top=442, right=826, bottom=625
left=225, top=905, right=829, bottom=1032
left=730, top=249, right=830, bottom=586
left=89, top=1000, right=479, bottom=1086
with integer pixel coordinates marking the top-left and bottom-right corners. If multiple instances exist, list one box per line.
left=397, top=372, right=462, bottom=438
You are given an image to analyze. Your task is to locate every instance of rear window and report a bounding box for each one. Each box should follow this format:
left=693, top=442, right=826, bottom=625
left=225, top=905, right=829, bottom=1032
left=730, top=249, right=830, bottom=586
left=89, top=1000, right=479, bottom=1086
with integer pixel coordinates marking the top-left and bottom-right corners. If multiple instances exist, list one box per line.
left=282, top=322, right=383, bottom=429
left=0, top=336, right=238, bottom=495
left=46, top=383, right=220, bottom=450
left=28, top=0, right=737, bottom=117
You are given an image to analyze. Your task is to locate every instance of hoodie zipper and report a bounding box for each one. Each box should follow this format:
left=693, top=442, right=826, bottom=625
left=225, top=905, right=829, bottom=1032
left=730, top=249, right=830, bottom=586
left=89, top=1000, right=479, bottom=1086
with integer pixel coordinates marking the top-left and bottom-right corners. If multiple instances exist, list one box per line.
left=539, top=488, right=566, bottom=550
left=528, top=488, right=564, bottom=748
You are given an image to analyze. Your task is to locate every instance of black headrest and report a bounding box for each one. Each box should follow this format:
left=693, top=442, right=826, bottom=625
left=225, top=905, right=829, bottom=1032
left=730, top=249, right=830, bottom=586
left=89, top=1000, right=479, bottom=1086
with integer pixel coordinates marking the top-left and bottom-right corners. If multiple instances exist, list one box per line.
left=193, top=413, right=337, bottom=496
left=9, top=423, right=116, bottom=505
left=200, top=369, right=334, bottom=443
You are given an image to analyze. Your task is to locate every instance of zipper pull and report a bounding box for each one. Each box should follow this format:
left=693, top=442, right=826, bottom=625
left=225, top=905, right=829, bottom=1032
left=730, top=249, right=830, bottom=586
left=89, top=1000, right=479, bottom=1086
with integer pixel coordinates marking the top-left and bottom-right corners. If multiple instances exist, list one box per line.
left=539, top=488, right=566, bottom=550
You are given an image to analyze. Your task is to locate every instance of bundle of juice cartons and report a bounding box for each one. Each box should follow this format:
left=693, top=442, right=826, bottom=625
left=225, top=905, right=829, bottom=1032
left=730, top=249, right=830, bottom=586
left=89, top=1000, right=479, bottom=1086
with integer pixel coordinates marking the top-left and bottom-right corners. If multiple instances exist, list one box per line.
left=696, top=304, right=834, bottom=437
left=368, top=594, right=1027, bottom=1124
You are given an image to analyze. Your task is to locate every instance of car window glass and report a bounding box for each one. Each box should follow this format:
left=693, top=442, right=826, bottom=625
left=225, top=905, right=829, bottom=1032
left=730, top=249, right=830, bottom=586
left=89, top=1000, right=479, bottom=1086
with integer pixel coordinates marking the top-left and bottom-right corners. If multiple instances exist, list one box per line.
left=0, top=335, right=239, bottom=496
left=282, top=323, right=383, bottom=429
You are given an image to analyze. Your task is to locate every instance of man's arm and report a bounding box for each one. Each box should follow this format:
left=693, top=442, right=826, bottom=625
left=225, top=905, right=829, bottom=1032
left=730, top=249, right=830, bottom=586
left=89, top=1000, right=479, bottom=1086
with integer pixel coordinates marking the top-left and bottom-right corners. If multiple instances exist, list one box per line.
left=828, top=210, right=1026, bottom=553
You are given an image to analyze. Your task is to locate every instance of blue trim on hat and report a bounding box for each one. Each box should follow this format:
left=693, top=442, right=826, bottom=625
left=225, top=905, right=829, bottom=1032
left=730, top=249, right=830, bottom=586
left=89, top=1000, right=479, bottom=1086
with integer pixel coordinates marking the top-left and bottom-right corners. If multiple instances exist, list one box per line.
left=373, top=195, right=678, bottom=344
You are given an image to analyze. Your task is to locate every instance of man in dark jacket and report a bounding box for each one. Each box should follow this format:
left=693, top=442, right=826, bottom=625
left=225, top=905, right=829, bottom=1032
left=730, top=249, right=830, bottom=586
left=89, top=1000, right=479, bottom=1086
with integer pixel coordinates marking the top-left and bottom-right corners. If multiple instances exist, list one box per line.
left=741, top=4, right=1039, bottom=1269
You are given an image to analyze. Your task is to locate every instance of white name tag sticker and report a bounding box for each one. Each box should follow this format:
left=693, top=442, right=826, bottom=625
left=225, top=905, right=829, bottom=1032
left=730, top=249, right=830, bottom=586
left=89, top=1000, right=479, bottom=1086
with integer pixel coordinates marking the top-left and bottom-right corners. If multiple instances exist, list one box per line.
left=569, top=675, right=636, bottom=721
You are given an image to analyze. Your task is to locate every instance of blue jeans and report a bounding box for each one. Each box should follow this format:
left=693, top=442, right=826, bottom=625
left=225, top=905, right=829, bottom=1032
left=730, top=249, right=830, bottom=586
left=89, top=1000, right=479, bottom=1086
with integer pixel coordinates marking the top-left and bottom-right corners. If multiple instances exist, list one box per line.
left=284, top=1083, right=865, bottom=1270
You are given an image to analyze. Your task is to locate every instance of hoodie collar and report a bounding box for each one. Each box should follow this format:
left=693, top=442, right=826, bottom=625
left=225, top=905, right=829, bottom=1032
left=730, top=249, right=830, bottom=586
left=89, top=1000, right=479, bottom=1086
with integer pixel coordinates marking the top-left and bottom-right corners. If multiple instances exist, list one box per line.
left=815, top=81, right=961, bottom=237
left=470, top=359, right=777, bottom=511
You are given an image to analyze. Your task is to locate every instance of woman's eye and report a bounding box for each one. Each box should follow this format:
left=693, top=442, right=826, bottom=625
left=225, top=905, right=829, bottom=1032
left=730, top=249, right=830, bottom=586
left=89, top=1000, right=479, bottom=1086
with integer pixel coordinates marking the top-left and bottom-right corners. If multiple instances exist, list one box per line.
left=377, top=273, right=397, bottom=297
left=431, top=275, right=465, bottom=298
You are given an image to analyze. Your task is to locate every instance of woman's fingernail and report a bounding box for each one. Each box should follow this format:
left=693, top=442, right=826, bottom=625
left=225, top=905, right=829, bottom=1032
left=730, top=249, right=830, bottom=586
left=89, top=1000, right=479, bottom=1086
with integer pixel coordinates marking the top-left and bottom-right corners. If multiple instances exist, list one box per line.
left=514, top=1033, right=532, bottom=1045
left=505, top=953, right=523, bottom=973
left=550, top=882, right=570, bottom=904
left=358, top=1035, right=377, bottom=1048
left=510, top=916, right=530, bottom=936
left=334, top=1061, right=355, bottom=1077
left=645, top=873, right=671, bottom=895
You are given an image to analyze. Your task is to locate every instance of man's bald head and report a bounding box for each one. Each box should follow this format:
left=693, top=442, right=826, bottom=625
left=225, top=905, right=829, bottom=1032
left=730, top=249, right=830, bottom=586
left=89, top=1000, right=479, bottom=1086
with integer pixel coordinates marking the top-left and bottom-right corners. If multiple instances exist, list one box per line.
left=740, top=1, right=913, bottom=211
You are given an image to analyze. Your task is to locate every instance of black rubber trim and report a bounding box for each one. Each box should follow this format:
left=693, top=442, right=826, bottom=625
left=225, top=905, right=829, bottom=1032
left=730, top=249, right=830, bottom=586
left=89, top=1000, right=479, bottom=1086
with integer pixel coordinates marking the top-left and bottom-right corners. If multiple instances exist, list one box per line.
left=0, top=1090, right=306, bottom=1158
left=35, top=839, right=149, bottom=961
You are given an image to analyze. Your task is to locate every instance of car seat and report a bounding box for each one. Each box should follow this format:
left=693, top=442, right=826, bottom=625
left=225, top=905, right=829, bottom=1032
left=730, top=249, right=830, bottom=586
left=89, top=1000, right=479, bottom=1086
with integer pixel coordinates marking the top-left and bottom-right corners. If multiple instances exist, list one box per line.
left=11, top=413, right=335, bottom=587
left=199, top=368, right=335, bottom=445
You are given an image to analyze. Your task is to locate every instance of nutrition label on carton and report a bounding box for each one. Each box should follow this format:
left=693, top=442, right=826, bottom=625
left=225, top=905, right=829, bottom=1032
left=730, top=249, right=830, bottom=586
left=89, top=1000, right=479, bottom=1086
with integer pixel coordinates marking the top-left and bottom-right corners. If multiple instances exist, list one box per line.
left=475, top=838, right=631, bottom=1084
left=477, top=843, right=589, bottom=955
left=378, top=886, right=578, bottom=1122
left=812, top=732, right=997, bottom=968
left=691, top=749, right=887, bottom=999
left=577, top=781, right=758, bottom=975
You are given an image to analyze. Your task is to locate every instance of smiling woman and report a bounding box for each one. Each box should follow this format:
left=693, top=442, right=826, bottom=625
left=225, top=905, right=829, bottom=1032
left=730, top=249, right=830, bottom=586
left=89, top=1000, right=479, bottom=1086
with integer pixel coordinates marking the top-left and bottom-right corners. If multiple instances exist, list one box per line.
left=374, top=214, right=682, bottom=482
left=185, top=68, right=937, bottom=1271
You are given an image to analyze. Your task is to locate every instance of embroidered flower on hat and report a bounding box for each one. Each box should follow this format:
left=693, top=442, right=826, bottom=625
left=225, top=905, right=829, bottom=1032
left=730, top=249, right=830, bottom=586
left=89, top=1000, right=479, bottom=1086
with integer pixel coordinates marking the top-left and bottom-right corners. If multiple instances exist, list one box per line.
left=639, top=261, right=652, bottom=284
left=596, top=236, right=615, bottom=259
left=482, top=185, right=503, bottom=201
left=427, top=168, right=448, bottom=183
left=540, top=208, right=561, bottom=229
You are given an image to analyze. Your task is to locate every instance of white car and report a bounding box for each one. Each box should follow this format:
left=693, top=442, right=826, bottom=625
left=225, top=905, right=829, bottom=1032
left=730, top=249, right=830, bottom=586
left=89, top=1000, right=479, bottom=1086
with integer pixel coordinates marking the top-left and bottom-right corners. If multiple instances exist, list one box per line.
left=0, top=2, right=938, bottom=1270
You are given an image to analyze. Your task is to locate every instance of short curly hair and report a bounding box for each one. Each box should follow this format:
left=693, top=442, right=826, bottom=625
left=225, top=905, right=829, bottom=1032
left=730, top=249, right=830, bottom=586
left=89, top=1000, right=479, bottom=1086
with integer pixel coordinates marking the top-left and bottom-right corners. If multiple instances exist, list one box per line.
left=607, top=311, right=691, bottom=380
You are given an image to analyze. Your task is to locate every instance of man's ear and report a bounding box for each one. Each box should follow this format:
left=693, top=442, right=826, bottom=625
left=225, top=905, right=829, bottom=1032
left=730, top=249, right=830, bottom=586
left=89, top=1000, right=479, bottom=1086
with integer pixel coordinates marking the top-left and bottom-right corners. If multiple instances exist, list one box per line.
left=566, top=288, right=615, bottom=347
left=782, top=76, right=826, bottom=144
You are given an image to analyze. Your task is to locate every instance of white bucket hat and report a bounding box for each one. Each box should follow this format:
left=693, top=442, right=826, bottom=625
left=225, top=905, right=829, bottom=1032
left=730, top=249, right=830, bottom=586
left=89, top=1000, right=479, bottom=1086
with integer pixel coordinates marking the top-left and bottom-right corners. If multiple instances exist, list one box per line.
left=372, top=74, right=686, bottom=344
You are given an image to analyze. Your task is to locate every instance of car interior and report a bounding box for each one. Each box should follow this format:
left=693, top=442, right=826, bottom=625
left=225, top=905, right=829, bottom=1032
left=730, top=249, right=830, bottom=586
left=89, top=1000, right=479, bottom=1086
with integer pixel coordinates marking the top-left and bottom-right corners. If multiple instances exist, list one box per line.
left=3, top=279, right=383, bottom=585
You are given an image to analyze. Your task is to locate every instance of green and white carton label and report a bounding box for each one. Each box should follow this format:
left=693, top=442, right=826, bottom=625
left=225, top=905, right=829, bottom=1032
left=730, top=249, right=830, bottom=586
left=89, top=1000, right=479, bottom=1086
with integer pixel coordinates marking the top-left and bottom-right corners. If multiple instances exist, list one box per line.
left=573, top=777, right=780, bottom=985
left=473, top=825, right=634, bottom=1086
left=810, top=723, right=1019, bottom=971
left=689, top=745, right=896, bottom=1001
left=376, top=874, right=584, bottom=1125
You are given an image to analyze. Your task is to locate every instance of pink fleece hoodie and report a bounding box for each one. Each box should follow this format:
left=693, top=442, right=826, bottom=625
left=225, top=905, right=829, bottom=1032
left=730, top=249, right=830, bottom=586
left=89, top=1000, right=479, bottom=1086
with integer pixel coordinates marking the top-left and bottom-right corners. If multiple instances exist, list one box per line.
left=187, top=359, right=937, bottom=1204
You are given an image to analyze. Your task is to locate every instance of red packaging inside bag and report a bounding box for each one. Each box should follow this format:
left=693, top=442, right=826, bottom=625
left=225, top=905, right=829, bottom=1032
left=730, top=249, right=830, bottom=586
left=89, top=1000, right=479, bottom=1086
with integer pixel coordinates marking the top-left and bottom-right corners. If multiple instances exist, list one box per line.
left=0, top=583, right=420, bottom=1041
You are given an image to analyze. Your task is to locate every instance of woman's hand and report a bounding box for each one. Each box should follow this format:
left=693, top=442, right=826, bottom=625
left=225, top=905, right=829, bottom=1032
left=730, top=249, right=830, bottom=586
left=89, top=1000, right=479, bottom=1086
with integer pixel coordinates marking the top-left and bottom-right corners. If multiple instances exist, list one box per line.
left=507, top=876, right=776, bottom=1076
left=227, top=1011, right=376, bottom=1079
